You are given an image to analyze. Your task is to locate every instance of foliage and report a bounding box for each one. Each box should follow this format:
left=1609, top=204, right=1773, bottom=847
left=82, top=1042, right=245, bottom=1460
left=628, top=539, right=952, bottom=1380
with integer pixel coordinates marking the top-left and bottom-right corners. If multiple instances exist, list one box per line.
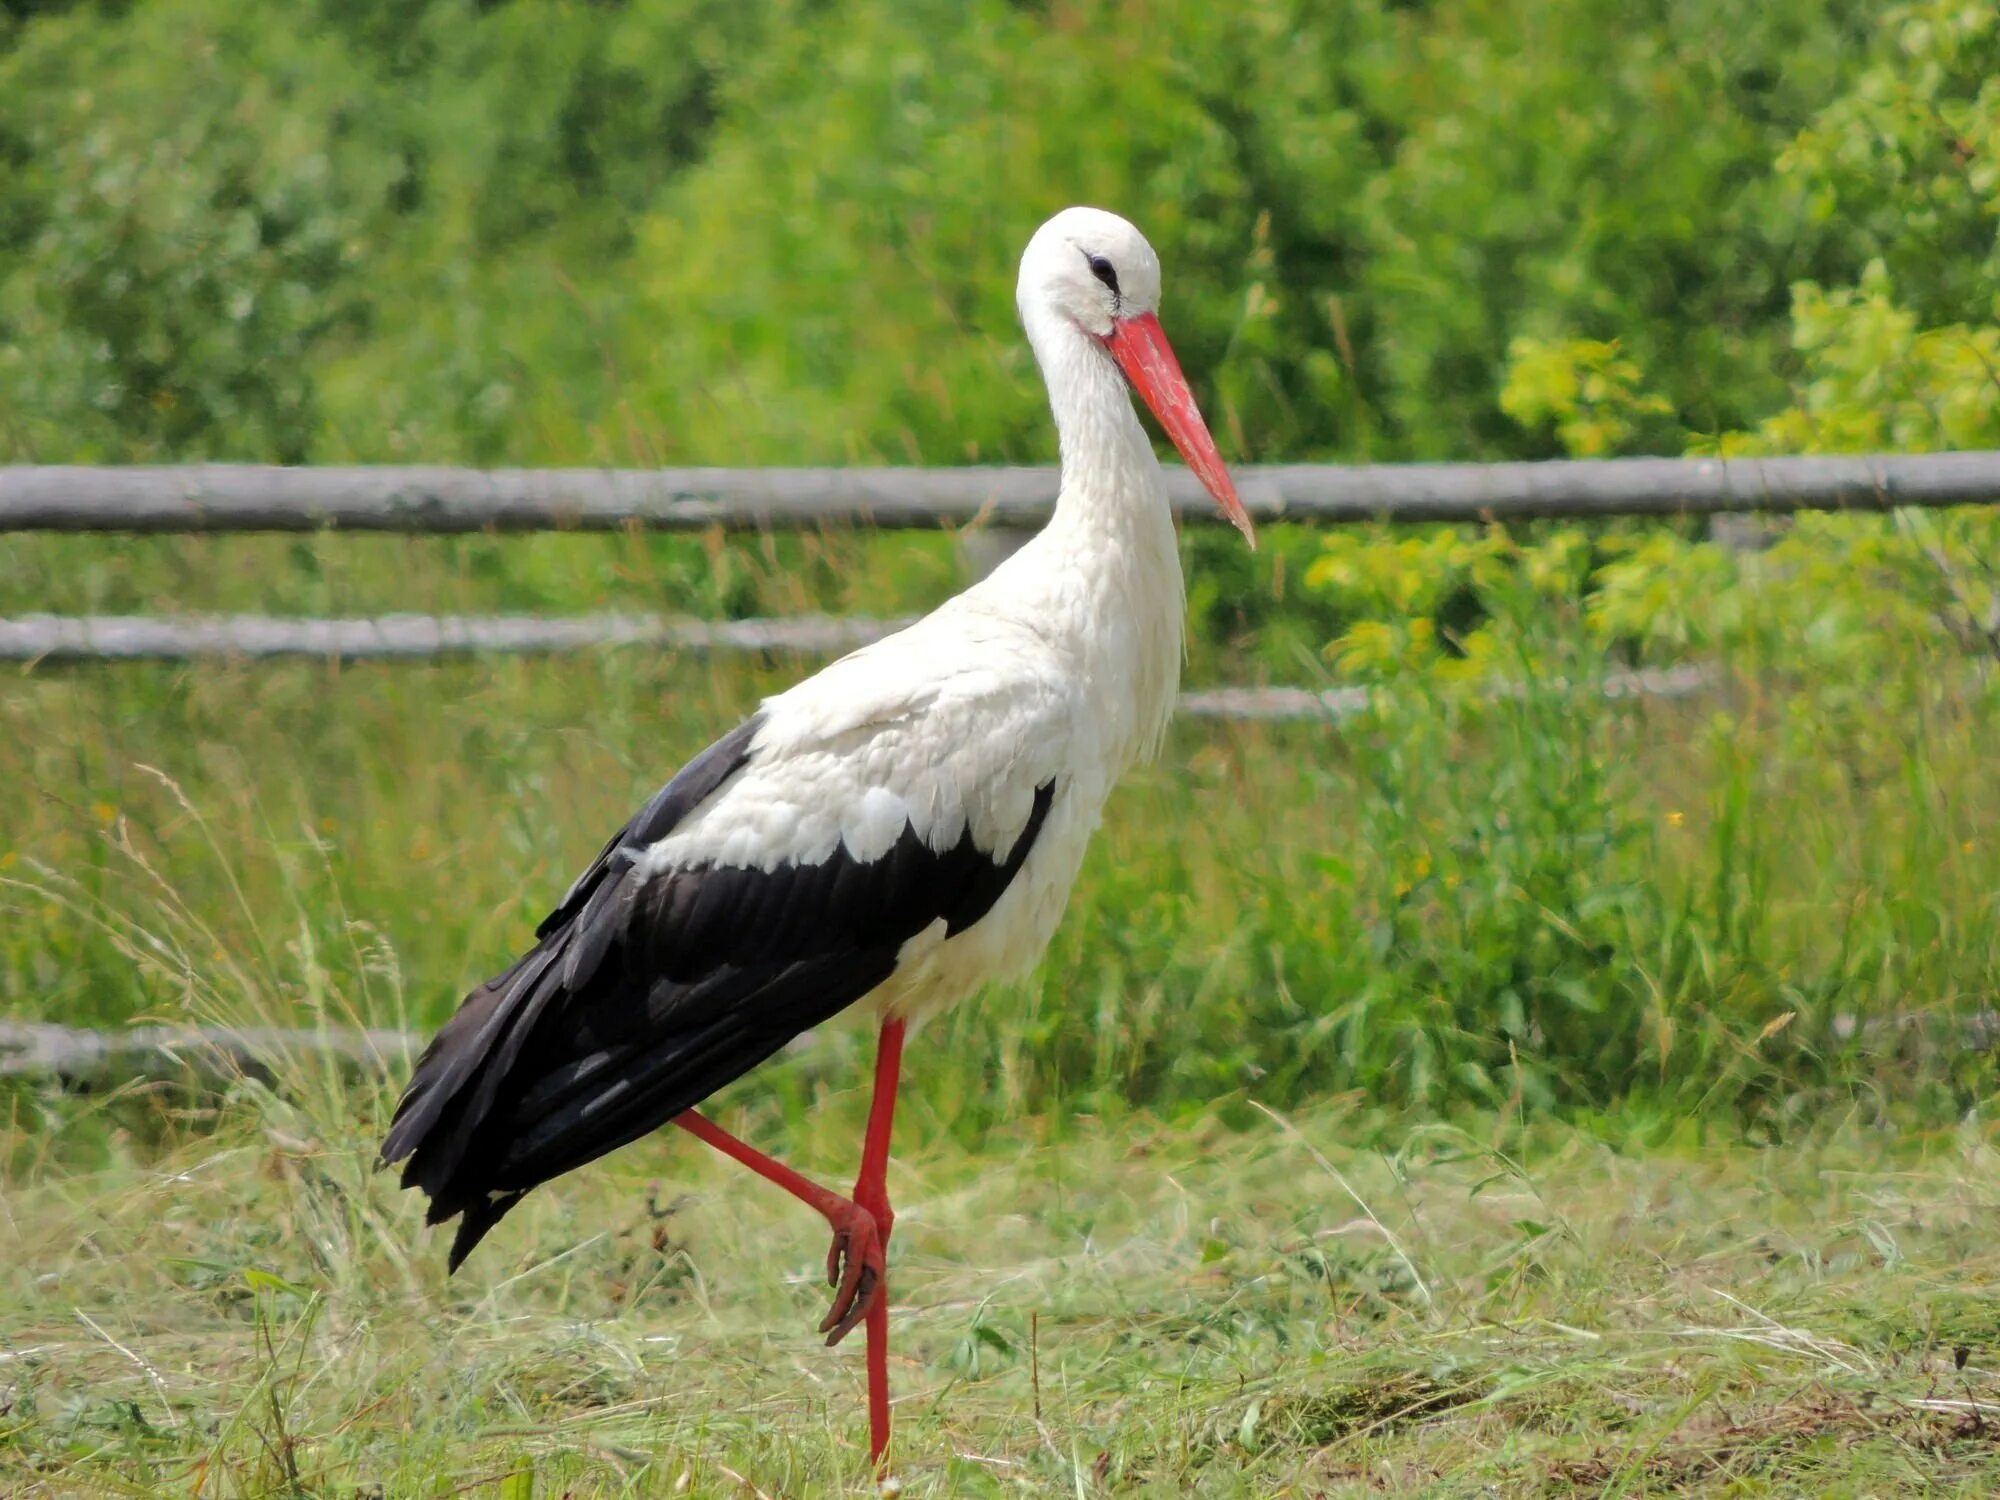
left=0, top=0, right=783, bottom=463
left=1498, top=338, right=1674, bottom=459
left=1616, top=0, right=2000, bottom=687
left=1731, top=0, right=2000, bottom=459
left=0, top=8, right=367, bottom=461
left=0, top=0, right=1876, bottom=467
left=1300, top=0, right=2000, bottom=714
left=1776, top=0, right=2000, bottom=331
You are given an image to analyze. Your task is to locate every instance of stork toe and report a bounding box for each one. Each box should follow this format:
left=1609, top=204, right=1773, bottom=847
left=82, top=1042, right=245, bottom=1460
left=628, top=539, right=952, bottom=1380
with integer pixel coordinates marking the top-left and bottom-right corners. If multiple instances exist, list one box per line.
left=819, top=1202, right=885, bottom=1345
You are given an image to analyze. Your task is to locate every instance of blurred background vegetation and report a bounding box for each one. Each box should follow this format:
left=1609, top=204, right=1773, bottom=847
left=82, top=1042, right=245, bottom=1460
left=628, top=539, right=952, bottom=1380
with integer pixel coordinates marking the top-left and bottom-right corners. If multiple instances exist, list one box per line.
left=3, top=0, right=1999, bottom=1130
left=5, top=0, right=1988, bottom=470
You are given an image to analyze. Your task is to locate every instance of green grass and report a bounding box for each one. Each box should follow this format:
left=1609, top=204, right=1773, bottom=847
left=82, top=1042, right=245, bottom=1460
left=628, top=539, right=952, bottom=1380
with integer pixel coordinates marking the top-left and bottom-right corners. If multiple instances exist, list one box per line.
left=4, top=526, right=2000, bottom=1492
left=7, top=1077, right=2000, bottom=1496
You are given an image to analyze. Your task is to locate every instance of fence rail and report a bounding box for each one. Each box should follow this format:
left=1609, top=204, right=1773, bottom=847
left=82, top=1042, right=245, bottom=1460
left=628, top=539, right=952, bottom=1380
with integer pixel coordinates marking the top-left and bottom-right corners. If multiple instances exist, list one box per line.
left=0, top=610, right=1713, bottom=714
left=8, top=996, right=1989, bottom=1093
left=0, top=1019, right=411, bottom=1090
left=0, top=604, right=1720, bottom=719
left=6, top=452, right=2000, bottom=533
left=0, top=612, right=904, bottom=663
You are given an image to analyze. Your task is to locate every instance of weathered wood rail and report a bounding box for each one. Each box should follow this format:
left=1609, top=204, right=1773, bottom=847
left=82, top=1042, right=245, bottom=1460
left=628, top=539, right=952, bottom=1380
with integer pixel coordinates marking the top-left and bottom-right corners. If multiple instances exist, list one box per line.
left=0, top=612, right=904, bottom=662
left=9, top=456, right=1995, bottom=669
left=0, top=1019, right=413, bottom=1090
left=8, top=992, right=1988, bottom=1093
left=5, top=452, right=2000, bottom=533
left=0, top=607, right=1717, bottom=720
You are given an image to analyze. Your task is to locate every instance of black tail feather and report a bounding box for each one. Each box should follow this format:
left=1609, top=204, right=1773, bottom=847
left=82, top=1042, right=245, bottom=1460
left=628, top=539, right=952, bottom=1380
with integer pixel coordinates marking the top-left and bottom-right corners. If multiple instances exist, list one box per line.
left=379, top=936, right=569, bottom=1230
left=447, top=1190, right=525, bottom=1272
left=498, top=949, right=898, bottom=1188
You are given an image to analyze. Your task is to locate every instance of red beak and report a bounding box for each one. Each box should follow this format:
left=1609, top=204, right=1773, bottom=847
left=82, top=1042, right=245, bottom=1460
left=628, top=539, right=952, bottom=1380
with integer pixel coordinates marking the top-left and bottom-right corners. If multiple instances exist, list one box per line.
left=1105, top=311, right=1255, bottom=547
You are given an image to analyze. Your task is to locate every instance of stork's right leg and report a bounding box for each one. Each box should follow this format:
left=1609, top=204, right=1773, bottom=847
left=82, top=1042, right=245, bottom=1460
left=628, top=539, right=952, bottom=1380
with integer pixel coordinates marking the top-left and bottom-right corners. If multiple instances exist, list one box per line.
left=671, top=1111, right=885, bottom=1343
left=849, top=1019, right=907, bottom=1471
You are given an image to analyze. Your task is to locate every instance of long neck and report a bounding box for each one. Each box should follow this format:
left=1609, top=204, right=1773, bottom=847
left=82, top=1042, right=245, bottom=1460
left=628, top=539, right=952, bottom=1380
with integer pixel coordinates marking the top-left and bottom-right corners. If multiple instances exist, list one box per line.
left=1031, top=311, right=1158, bottom=515
left=1015, top=304, right=1187, bottom=765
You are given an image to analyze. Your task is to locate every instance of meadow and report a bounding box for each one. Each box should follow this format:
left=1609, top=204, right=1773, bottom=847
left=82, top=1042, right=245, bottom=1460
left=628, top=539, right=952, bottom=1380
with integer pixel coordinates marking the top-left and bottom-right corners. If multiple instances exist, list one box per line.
left=8, top=1063, right=2000, bottom=1496
left=3, top=518, right=1999, bottom=1495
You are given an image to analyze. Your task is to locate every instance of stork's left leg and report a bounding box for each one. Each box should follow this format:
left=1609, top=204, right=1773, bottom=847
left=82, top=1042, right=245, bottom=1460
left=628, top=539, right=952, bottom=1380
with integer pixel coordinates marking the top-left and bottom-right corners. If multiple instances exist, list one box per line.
left=850, top=1018, right=905, bottom=1469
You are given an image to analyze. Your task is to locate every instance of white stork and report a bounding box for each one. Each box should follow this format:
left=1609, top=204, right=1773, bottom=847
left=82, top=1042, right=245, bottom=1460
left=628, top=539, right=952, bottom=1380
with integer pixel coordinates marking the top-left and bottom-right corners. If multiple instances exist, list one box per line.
left=381, top=205, right=1255, bottom=1469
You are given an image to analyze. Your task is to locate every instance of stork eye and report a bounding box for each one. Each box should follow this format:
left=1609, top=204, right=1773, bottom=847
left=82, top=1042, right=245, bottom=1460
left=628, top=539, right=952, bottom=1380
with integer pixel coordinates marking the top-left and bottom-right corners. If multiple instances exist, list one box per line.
left=1083, top=252, right=1120, bottom=297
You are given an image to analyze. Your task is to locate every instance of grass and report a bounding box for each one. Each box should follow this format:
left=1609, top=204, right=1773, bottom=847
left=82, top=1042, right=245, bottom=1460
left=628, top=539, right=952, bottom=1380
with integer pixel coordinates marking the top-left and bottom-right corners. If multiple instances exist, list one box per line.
left=7, top=1076, right=2000, bottom=1496
left=4, top=523, right=2000, bottom=1492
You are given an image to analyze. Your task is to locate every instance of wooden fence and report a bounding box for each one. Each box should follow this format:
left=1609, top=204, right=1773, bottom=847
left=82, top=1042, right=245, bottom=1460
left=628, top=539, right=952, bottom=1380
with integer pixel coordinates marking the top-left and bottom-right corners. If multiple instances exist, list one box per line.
left=5, top=458, right=1992, bottom=1082
left=0, top=612, right=902, bottom=662
left=5, top=456, right=1996, bottom=717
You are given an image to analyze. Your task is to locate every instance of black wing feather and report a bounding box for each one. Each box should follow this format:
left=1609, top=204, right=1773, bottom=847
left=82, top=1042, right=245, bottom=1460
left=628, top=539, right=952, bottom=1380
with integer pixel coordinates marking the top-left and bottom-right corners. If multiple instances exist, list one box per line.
left=381, top=715, right=1058, bottom=1272
left=537, top=716, right=764, bottom=941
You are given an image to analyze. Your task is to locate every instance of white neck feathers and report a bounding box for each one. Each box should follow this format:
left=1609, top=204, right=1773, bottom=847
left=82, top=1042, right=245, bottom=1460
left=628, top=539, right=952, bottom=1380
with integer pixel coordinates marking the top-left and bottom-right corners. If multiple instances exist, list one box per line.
left=1009, top=300, right=1187, bottom=767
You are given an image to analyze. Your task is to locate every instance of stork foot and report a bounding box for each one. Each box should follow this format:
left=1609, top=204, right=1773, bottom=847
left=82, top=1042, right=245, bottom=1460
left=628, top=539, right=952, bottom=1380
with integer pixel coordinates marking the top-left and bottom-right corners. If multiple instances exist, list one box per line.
left=818, top=1200, right=885, bottom=1345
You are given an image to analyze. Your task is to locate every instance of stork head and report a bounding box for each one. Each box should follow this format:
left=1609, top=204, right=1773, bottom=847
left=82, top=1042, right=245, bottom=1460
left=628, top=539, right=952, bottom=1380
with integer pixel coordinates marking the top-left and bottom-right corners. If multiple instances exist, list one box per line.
left=1018, top=206, right=1255, bottom=547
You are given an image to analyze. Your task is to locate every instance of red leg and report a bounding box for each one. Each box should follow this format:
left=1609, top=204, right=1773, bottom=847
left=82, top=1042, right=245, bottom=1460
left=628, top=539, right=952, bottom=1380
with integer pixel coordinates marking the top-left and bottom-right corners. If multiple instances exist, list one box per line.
left=670, top=1016, right=908, bottom=1472
left=854, top=1018, right=906, bottom=1241
left=853, top=1019, right=906, bottom=1468
left=672, top=1110, right=883, bottom=1344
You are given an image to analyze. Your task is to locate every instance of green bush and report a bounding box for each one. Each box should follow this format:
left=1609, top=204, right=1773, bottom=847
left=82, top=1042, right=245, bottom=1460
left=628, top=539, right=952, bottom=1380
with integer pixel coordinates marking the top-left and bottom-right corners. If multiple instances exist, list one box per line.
left=0, top=0, right=1875, bottom=468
